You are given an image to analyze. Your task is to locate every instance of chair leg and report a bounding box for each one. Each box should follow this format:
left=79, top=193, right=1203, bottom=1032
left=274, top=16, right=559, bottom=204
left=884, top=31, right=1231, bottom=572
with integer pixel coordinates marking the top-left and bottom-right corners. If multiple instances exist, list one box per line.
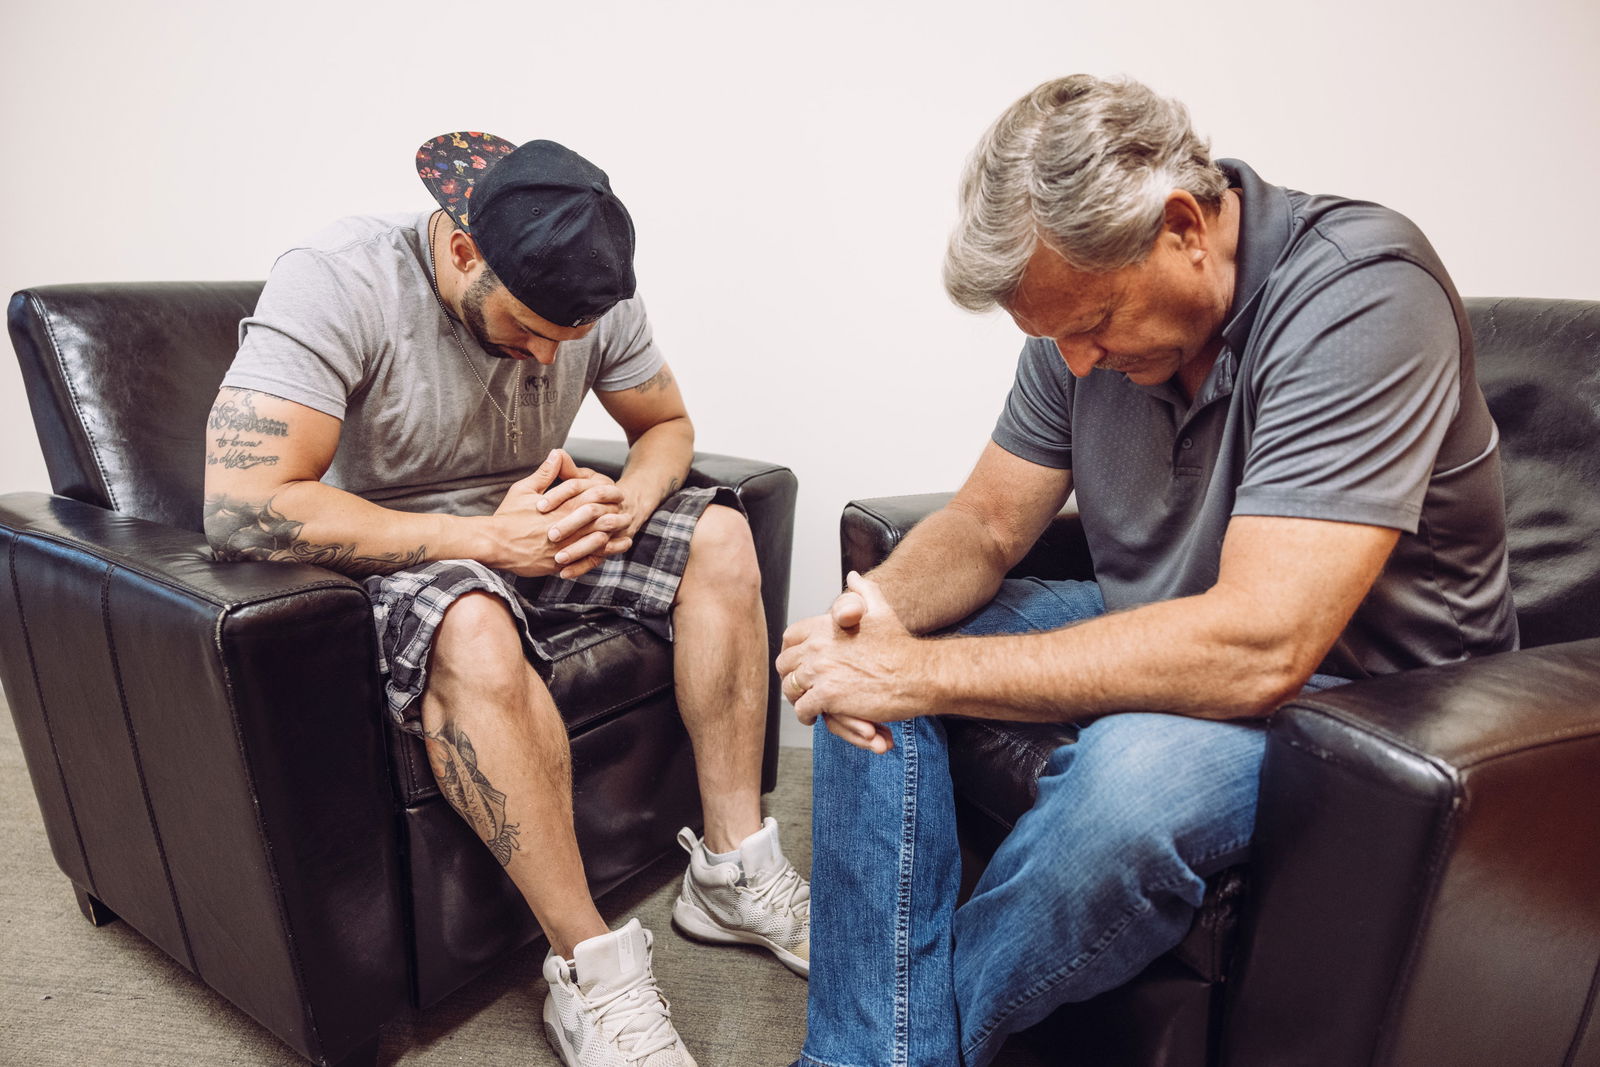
left=72, top=884, right=119, bottom=927
left=324, top=1032, right=380, bottom=1067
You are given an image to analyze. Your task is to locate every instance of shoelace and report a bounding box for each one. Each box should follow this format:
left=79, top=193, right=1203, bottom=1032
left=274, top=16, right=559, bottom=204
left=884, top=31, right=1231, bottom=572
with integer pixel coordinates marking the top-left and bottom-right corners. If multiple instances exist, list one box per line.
left=585, top=975, right=679, bottom=1061
left=743, top=859, right=810, bottom=918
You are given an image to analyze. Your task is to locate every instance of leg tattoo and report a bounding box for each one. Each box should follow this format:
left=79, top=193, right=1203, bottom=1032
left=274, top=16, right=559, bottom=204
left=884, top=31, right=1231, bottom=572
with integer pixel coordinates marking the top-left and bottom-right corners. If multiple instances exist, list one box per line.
left=423, top=723, right=523, bottom=865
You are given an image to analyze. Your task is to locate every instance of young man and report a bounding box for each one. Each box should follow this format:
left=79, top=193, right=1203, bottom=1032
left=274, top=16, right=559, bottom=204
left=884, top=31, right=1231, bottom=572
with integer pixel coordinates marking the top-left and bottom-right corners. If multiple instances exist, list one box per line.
left=204, top=133, right=808, bottom=1067
left=780, top=76, right=1515, bottom=1066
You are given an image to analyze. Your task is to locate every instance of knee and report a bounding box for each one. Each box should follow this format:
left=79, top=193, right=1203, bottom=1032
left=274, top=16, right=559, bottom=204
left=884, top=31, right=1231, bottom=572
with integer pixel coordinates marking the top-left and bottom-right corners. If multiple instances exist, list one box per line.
left=428, top=592, right=527, bottom=700
left=682, top=504, right=761, bottom=600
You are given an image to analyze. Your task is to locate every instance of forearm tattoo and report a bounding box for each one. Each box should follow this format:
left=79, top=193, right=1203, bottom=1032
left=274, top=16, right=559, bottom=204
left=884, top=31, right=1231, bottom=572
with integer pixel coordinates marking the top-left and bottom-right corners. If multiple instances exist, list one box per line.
left=204, top=495, right=426, bottom=577
left=422, top=723, right=523, bottom=866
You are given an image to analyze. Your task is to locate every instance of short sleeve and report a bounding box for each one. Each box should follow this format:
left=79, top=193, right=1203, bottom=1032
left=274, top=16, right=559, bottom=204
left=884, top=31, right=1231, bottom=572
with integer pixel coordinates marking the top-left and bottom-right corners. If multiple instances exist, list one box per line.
left=1234, top=257, right=1461, bottom=533
left=223, top=248, right=378, bottom=419
left=591, top=294, right=665, bottom=392
left=991, top=338, right=1075, bottom=469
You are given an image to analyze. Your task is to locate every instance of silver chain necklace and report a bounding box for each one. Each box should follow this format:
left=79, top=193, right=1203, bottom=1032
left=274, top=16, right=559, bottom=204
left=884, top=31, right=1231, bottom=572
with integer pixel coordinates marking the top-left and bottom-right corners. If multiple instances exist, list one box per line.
left=426, top=211, right=521, bottom=453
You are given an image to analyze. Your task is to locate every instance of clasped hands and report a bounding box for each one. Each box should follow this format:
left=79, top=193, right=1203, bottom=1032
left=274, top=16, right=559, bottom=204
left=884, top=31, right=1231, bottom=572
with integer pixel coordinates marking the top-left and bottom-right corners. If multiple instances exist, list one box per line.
left=777, top=571, right=922, bottom=754
left=494, top=449, right=637, bottom=579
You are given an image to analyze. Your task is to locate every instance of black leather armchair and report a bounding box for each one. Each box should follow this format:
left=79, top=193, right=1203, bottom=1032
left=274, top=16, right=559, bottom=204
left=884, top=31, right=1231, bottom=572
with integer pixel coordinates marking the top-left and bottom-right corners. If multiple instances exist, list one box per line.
left=1, top=282, right=798, bottom=1066
left=839, top=298, right=1600, bottom=1067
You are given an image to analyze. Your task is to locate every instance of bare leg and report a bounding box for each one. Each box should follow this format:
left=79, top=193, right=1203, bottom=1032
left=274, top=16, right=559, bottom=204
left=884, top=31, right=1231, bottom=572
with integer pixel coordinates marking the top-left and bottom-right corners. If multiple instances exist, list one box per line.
left=671, top=504, right=768, bottom=853
left=420, top=591, right=607, bottom=957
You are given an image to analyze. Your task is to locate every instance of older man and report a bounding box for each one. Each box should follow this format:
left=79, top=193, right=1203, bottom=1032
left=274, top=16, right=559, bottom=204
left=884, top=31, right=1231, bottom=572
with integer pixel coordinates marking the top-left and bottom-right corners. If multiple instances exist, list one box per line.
left=780, top=76, right=1515, bottom=1066
left=204, top=133, right=808, bottom=1067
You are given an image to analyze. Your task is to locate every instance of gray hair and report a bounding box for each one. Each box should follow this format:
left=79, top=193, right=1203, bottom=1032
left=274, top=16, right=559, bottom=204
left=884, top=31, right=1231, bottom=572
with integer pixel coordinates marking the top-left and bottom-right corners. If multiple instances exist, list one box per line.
left=944, top=75, right=1228, bottom=311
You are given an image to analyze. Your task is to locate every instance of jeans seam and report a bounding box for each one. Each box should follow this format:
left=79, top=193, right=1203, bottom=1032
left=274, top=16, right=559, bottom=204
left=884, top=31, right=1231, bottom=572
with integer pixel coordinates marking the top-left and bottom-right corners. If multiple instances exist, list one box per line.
left=1189, top=832, right=1253, bottom=872
left=892, top=722, right=918, bottom=1067
left=959, top=859, right=1232, bottom=1059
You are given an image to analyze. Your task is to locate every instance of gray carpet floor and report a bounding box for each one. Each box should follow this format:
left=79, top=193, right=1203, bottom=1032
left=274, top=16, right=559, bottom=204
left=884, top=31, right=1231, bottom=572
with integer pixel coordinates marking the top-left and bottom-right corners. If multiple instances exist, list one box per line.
left=0, top=701, right=1047, bottom=1066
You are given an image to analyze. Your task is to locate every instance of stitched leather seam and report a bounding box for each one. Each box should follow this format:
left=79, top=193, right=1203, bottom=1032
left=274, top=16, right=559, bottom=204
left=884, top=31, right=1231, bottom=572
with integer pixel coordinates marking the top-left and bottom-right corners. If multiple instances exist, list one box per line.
left=845, top=503, right=905, bottom=561
left=9, top=535, right=103, bottom=895
left=957, top=791, right=1019, bottom=833
left=1295, top=698, right=1600, bottom=770
left=1278, top=733, right=1457, bottom=795
left=1565, top=949, right=1600, bottom=1067
left=544, top=618, right=650, bottom=661
left=31, top=295, right=119, bottom=512
left=1373, top=791, right=1463, bottom=1064
left=4, top=523, right=357, bottom=610
left=1455, top=724, right=1600, bottom=767
left=1289, top=701, right=1461, bottom=780
left=100, top=564, right=199, bottom=973
left=7, top=534, right=99, bottom=895
left=210, top=608, right=324, bottom=1055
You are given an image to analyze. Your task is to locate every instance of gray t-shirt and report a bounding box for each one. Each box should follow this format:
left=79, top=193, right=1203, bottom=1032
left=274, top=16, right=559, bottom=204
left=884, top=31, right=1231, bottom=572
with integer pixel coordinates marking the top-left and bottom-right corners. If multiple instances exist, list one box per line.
left=224, top=212, right=664, bottom=516
left=992, top=160, right=1518, bottom=679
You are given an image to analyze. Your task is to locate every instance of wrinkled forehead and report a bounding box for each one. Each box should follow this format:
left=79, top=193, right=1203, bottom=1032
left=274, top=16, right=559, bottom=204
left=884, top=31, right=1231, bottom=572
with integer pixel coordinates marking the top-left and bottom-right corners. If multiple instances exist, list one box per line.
left=1005, top=248, right=1119, bottom=336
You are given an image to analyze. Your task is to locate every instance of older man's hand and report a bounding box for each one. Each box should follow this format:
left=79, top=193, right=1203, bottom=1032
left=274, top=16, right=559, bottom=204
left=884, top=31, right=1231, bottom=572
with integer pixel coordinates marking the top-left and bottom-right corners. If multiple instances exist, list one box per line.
left=777, top=571, right=919, bottom=753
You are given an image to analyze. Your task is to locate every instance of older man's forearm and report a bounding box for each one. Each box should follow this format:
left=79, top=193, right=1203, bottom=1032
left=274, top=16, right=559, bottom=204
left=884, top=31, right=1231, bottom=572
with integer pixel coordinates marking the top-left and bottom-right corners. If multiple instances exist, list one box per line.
left=919, top=588, right=1312, bottom=724
left=866, top=503, right=1016, bottom=635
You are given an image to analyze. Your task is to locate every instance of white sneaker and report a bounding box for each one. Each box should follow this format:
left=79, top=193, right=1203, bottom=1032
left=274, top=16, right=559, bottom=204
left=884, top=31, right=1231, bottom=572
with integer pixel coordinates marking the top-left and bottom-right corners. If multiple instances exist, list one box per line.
left=542, top=919, right=697, bottom=1066
left=672, top=817, right=811, bottom=977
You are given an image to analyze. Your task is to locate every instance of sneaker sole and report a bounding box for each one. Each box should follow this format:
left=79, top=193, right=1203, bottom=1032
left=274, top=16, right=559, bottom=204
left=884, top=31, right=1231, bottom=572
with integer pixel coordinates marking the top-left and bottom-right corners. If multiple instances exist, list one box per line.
left=542, top=992, right=581, bottom=1067
left=672, top=895, right=810, bottom=978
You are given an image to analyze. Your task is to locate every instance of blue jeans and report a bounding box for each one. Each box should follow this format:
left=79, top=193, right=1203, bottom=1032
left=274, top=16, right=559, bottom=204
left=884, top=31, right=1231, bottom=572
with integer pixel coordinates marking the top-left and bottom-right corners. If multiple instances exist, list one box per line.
left=800, top=579, right=1337, bottom=1067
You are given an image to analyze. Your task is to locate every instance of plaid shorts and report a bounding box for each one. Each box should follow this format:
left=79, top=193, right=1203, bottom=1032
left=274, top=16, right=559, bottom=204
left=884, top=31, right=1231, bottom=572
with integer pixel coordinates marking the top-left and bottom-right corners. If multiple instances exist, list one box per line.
left=362, top=485, right=737, bottom=732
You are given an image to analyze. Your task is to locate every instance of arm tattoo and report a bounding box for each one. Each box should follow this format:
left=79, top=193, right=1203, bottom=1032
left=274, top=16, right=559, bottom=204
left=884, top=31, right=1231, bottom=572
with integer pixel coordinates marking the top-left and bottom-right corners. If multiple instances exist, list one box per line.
left=633, top=367, right=674, bottom=394
left=203, top=495, right=426, bottom=578
left=422, top=723, right=522, bottom=866
left=206, top=391, right=289, bottom=470
left=208, top=390, right=290, bottom=436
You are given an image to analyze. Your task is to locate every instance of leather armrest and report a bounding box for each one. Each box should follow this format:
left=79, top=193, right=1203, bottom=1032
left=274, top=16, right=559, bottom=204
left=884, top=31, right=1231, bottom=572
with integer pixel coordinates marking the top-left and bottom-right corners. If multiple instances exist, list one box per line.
left=840, top=492, right=1093, bottom=583
left=567, top=439, right=798, bottom=789
left=0, top=490, right=406, bottom=1064
left=1226, top=639, right=1600, bottom=1067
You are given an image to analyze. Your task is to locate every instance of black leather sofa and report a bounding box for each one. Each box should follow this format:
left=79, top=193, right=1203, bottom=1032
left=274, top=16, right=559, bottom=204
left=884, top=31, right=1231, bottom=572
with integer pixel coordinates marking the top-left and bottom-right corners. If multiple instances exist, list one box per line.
left=1, top=281, right=798, bottom=1066
left=840, top=297, right=1600, bottom=1067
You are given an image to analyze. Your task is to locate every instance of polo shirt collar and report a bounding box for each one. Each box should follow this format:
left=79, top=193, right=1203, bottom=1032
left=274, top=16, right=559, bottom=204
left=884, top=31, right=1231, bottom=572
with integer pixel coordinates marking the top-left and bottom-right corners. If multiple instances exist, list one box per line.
left=1217, top=159, right=1292, bottom=355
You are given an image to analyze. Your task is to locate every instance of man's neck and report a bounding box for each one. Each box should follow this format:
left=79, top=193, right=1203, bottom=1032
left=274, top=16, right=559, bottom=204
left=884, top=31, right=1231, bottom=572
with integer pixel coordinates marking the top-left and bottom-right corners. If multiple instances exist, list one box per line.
left=1176, top=188, right=1243, bottom=403
left=426, top=210, right=466, bottom=322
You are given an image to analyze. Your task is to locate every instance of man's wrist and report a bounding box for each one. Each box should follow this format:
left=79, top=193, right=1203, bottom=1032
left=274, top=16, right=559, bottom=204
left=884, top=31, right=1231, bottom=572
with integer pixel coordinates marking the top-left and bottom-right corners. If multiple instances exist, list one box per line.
left=466, top=513, right=521, bottom=572
left=616, top=477, right=671, bottom=537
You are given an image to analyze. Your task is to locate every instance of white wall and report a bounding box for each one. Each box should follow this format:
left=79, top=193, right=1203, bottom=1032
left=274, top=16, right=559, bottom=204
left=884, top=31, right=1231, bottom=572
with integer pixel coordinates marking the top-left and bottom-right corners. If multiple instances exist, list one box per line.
left=3, top=0, right=1596, bottom=745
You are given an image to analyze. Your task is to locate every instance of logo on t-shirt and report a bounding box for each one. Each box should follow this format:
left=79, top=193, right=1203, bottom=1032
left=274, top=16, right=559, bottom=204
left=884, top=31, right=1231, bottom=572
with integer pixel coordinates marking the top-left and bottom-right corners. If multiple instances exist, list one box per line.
left=522, top=375, right=553, bottom=407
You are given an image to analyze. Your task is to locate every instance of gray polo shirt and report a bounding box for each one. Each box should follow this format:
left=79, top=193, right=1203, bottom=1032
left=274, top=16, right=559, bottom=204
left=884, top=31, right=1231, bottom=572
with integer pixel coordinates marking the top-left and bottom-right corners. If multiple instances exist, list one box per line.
left=992, top=160, right=1517, bottom=678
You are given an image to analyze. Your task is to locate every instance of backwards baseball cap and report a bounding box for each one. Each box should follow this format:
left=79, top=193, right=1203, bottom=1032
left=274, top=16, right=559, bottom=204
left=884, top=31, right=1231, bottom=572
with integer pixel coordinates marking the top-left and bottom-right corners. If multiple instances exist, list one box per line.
left=415, top=132, right=636, bottom=327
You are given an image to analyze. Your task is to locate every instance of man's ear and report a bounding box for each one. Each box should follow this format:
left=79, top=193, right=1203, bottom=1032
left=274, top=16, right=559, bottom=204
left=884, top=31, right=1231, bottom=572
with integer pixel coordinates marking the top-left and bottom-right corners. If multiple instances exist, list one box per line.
left=1162, top=191, right=1210, bottom=263
left=447, top=228, right=486, bottom=275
